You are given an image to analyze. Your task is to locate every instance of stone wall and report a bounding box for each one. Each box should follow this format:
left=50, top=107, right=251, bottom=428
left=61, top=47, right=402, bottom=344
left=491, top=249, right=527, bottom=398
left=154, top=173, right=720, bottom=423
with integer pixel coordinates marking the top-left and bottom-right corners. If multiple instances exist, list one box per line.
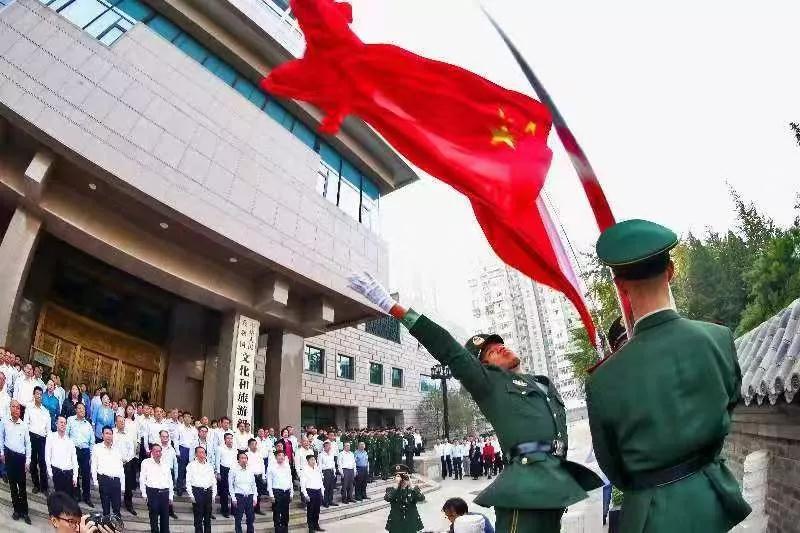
left=723, top=402, right=800, bottom=533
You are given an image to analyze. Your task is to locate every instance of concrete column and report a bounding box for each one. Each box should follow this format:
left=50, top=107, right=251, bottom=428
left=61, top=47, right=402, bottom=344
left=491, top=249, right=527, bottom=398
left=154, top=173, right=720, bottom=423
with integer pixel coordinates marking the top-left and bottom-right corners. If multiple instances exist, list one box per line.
left=164, top=302, right=206, bottom=414
left=208, top=312, right=238, bottom=419
left=263, top=329, right=304, bottom=431
left=335, top=406, right=346, bottom=430
left=357, top=405, right=368, bottom=429
left=0, top=208, right=42, bottom=346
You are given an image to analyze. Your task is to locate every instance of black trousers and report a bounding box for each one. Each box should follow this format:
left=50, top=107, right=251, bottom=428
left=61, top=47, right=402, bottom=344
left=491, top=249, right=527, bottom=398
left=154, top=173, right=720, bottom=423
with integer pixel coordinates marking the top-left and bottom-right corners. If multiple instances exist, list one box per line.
left=52, top=466, right=74, bottom=495
left=178, top=446, right=190, bottom=495
left=5, top=448, right=27, bottom=516
left=76, top=447, right=92, bottom=502
left=306, top=488, right=322, bottom=529
left=415, top=444, right=421, bottom=456
left=29, top=432, right=48, bottom=491
left=146, top=487, right=170, bottom=533
left=272, top=488, right=291, bottom=533
left=440, top=457, right=447, bottom=478
left=233, top=493, right=255, bottom=533
left=123, top=460, right=136, bottom=507
left=191, top=486, right=213, bottom=533
left=254, top=474, right=265, bottom=512
left=340, top=468, right=354, bottom=503
left=322, top=469, right=335, bottom=506
left=484, top=459, right=493, bottom=477
left=446, top=456, right=453, bottom=477
left=405, top=450, right=415, bottom=472
left=218, top=466, right=230, bottom=516
left=98, top=474, right=122, bottom=517
left=495, top=454, right=504, bottom=473
left=452, top=457, right=463, bottom=480
left=355, top=466, right=368, bottom=500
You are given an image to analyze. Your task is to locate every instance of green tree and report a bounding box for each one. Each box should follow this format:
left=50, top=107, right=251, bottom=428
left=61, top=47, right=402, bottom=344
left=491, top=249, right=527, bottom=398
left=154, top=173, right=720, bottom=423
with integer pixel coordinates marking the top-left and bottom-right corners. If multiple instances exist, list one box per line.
left=415, top=385, right=486, bottom=439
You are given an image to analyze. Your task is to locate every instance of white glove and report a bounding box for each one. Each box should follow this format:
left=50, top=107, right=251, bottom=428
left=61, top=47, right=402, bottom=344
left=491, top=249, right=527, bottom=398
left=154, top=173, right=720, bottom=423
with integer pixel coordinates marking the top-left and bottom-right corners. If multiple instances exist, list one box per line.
left=347, top=272, right=396, bottom=313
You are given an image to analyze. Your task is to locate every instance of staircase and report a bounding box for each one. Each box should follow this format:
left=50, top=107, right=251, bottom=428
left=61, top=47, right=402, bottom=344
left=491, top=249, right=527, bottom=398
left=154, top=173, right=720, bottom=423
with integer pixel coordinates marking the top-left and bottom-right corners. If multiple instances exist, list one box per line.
left=0, top=473, right=439, bottom=531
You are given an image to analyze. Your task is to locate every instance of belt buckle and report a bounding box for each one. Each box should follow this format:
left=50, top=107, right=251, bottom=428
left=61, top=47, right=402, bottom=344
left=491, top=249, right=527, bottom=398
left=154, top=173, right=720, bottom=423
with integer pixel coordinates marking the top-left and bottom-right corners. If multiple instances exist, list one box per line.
left=551, top=439, right=566, bottom=458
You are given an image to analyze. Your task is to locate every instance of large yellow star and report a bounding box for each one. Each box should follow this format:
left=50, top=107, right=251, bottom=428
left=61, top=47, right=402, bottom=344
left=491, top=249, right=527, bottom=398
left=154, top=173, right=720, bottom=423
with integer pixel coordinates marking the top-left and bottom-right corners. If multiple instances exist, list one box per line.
left=491, top=125, right=516, bottom=149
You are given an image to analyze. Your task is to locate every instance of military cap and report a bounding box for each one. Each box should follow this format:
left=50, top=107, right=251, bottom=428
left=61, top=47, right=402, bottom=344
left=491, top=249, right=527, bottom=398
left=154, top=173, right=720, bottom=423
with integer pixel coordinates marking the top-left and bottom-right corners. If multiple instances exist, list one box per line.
left=393, top=464, right=410, bottom=475
left=596, top=219, right=678, bottom=279
left=464, top=333, right=504, bottom=358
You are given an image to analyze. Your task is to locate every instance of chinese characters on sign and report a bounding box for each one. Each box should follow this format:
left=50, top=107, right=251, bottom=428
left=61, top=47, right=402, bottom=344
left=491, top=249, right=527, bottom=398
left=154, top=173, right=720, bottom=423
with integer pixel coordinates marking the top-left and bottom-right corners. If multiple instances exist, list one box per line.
left=232, top=315, right=259, bottom=428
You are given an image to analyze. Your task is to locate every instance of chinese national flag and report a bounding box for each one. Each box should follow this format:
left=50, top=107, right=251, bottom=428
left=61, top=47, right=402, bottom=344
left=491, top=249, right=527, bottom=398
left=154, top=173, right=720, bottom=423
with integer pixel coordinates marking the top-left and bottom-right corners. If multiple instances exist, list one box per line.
left=261, top=0, right=596, bottom=343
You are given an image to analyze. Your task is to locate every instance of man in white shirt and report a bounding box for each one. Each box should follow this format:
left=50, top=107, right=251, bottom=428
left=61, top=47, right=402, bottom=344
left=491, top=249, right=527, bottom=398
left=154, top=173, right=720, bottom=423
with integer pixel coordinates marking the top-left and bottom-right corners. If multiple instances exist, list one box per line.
left=0, top=352, right=16, bottom=398
left=245, top=438, right=266, bottom=515
left=319, top=440, right=338, bottom=508
left=0, top=400, right=32, bottom=524
left=300, top=455, right=325, bottom=533
left=112, top=414, right=137, bottom=516
left=165, top=408, right=181, bottom=447
left=51, top=374, right=66, bottom=410
left=177, top=411, right=198, bottom=498
left=145, top=407, right=168, bottom=456
left=194, top=425, right=216, bottom=467
left=158, top=430, right=180, bottom=520
left=0, top=370, right=11, bottom=420
left=443, top=439, right=453, bottom=478
left=140, top=443, right=173, bottom=533
left=136, top=404, right=154, bottom=461
left=413, top=428, right=423, bottom=456
left=229, top=451, right=257, bottom=533
left=45, top=415, right=78, bottom=495
left=339, top=441, right=356, bottom=504
left=266, top=449, right=293, bottom=533
left=13, top=363, right=36, bottom=415
left=294, top=437, right=314, bottom=504
left=234, top=421, right=252, bottom=453
left=25, top=385, right=51, bottom=494
left=452, top=440, right=463, bottom=480
left=91, top=427, right=124, bottom=521
left=215, top=432, right=237, bottom=518
left=186, top=445, right=216, bottom=533
left=213, top=416, right=232, bottom=450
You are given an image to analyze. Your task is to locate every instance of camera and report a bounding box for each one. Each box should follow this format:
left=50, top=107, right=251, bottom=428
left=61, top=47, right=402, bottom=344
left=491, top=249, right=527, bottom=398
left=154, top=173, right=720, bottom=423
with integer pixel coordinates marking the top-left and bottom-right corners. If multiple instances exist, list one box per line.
left=87, top=513, right=124, bottom=531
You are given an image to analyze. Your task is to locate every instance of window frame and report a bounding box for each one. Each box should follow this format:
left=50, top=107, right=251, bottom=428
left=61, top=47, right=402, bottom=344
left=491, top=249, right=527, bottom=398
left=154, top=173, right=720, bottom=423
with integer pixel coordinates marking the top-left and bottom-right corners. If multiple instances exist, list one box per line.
left=303, top=345, right=325, bottom=375
left=335, top=353, right=355, bottom=381
left=391, top=367, right=403, bottom=388
left=369, top=362, right=384, bottom=386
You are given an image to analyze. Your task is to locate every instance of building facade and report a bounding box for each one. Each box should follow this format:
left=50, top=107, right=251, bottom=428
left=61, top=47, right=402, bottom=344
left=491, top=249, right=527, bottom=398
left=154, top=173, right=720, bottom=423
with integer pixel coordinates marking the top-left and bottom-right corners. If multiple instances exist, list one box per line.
left=0, top=0, right=417, bottom=430
left=469, top=262, right=584, bottom=409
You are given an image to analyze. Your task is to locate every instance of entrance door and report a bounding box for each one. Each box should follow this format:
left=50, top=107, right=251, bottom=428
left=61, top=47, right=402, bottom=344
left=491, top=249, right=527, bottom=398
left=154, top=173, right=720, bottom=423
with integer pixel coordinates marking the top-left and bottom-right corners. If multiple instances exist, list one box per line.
left=31, top=303, right=165, bottom=403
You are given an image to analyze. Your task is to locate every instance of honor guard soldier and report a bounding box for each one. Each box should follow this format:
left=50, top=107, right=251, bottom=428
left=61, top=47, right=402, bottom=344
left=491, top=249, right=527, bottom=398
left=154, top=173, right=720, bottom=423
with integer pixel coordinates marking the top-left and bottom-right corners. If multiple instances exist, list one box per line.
left=588, top=219, right=751, bottom=532
left=349, top=273, right=602, bottom=533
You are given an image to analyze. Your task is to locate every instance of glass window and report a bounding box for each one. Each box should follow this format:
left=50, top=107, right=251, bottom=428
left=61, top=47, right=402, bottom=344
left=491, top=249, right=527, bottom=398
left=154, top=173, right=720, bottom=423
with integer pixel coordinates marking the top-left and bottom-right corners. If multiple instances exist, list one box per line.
left=248, top=90, right=268, bottom=110
left=98, top=26, right=124, bottom=45
left=59, top=0, right=107, bottom=29
left=174, top=33, right=209, bottom=64
left=202, top=55, right=237, bottom=86
left=147, top=15, right=181, bottom=41
left=319, top=143, right=340, bottom=205
left=233, top=77, right=257, bottom=100
left=116, top=0, right=152, bottom=21
left=369, top=362, right=383, bottom=385
left=264, top=99, right=289, bottom=124
left=360, top=196, right=379, bottom=233
left=291, top=121, right=316, bottom=149
left=303, top=345, right=324, bottom=374
left=419, top=374, right=439, bottom=393
left=336, top=354, right=354, bottom=380
left=85, top=10, right=122, bottom=37
left=338, top=176, right=360, bottom=221
left=391, top=368, right=403, bottom=388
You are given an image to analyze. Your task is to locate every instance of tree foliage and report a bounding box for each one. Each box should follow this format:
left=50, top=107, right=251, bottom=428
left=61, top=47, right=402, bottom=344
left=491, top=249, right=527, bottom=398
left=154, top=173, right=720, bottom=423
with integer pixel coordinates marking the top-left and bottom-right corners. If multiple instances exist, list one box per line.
left=415, top=385, right=487, bottom=440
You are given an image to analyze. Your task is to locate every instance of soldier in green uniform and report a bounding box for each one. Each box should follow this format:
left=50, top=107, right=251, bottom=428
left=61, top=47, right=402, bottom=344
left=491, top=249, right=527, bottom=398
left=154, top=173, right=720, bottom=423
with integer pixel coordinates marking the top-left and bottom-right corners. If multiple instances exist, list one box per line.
left=365, top=431, right=376, bottom=482
left=384, top=464, right=424, bottom=533
left=588, top=219, right=751, bottom=532
left=348, top=272, right=603, bottom=533
left=391, top=430, right=404, bottom=467
left=379, top=431, right=392, bottom=480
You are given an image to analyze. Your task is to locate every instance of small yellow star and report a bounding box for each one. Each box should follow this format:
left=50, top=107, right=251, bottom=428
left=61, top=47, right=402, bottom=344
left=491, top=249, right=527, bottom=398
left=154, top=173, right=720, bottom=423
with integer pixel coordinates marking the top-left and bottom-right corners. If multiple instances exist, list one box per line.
left=525, top=121, right=537, bottom=135
left=491, top=125, right=516, bottom=149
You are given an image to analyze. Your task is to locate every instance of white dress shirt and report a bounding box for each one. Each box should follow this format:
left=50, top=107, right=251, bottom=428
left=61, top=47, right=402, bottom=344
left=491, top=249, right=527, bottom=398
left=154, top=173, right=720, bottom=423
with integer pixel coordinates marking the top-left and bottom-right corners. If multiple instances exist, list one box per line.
left=12, top=376, right=36, bottom=407
left=194, top=438, right=216, bottom=464
left=161, top=443, right=178, bottom=478
left=339, top=450, right=356, bottom=470
left=0, top=417, right=31, bottom=464
left=442, top=443, right=453, bottom=457
left=140, top=457, right=173, bottom=500
left=136, top=415, right=153, bottom=443
left=294, top=446, right=314, bottom=473
left=216, top=444, right=237, bottom=474
left=45, top=431, right=78, bottom=482
left=256, top=437, right=273, bottom=455
left=234, top=431, right=252, bottom=451
left=246, top=449, right=265, bottom=476
left=228, top=466, right=257, bottom=503
left=318, top=449, right=337, bottom=471
left=177, top=424, right=198, bottom=449
left=0, top=366, right=15, bottom=396
left=112, top=428, right=136, bottom=463
left=165, top=419, right=180, bottom=444
left=0, top=386, right=10, bottom=420
left=91, top=442, right=125, bottom=491
left=146, top=419, right=169, bottom=449
left=413, top=433, right=422, bottom=446
left=24, top=403, right=50, bottom=437
left=300, top=465, right=323, bottom=498
left=186, top=459, right=217, bottom=500
left=266, top=461, right=293, bottom=498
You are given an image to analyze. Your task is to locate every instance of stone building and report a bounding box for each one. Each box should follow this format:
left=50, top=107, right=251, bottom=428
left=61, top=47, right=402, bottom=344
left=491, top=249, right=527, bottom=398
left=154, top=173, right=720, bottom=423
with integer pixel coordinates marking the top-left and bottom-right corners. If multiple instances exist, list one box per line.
left=0, top=0, right=417, bottom=431
left=724, top=298, right=800, bottom=533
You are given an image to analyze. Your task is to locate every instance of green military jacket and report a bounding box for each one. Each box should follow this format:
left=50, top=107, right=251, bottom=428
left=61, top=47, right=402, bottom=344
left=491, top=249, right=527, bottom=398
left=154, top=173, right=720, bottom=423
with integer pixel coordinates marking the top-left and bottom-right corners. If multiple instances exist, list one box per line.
left=384, top=485, right=425, bottom=533
left=587, top=310, right=751, bottom=532
left=409, top=314, right=602, bottom=509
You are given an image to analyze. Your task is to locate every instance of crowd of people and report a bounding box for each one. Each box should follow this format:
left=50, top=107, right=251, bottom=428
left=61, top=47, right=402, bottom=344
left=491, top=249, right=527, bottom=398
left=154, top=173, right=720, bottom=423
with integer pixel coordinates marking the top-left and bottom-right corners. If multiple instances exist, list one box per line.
left=434, top=437, right=505, bottom=481
left=0, top=347, right=428, bottom=533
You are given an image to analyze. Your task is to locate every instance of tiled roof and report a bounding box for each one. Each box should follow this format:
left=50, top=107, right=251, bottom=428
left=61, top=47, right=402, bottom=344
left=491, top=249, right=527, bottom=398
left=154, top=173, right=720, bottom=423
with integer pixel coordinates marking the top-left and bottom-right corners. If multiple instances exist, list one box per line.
left=735, top=298, right=800, bottom=405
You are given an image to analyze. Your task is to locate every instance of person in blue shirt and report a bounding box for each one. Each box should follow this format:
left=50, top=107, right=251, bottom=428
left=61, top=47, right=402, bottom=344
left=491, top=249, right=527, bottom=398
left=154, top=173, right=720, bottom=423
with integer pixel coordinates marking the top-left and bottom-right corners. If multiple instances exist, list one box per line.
left=442, top=498, right=495, bottom=533
left=68, top=403, right=95, bottom=508
left=91, top=393, right=115, bottom=443
left=354, top=441, right=370, bottom=502
left=42, top=380, right=60, bottom=432
left=0, top=399, right=32, bottom=524
left=79, top=384, right=91, bottom=420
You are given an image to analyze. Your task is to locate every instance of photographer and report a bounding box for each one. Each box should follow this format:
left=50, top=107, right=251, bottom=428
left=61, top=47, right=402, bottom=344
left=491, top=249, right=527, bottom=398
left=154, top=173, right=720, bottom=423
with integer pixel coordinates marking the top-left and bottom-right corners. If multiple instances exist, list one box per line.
left=47, top=491, right=114, bottom=533
left=384, top=465, right=424, bottom=533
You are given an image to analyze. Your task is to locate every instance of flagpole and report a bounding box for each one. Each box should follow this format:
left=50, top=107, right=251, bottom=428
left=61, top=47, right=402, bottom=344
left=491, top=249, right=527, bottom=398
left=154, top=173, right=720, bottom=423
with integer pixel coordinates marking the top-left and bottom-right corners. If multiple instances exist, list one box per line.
left=480, top=6, right=635, bottom=338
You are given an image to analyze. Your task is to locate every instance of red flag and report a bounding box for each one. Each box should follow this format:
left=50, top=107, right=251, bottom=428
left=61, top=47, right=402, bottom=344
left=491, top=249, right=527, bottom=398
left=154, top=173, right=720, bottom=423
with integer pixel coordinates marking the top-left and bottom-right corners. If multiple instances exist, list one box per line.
left=261, top=0, right=596, bottom=343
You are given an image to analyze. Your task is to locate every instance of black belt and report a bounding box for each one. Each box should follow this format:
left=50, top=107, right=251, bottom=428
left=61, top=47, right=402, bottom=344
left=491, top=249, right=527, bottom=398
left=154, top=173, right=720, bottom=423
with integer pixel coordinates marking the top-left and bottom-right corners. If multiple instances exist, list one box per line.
left=509, top=440, right=567, bottom=460
left=627, top=452, right=715, bottom=490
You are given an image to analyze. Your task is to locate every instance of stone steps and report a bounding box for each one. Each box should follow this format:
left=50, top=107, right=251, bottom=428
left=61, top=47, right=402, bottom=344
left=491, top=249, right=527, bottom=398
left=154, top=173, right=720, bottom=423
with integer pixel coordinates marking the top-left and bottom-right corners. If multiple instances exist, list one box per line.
left=0, top=475, right=438, bottom=532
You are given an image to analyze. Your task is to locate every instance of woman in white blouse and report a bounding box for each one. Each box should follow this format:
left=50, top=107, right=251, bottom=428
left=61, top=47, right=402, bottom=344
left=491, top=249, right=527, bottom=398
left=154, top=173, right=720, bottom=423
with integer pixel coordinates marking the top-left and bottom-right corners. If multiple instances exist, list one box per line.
left=300, top=455, right=325, bottom=532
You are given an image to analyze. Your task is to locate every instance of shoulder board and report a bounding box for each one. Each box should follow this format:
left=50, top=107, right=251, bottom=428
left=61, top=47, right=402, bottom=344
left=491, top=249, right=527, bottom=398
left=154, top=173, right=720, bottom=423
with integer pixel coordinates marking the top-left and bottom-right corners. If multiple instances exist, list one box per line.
left=587, top=353, right=615, bottom=374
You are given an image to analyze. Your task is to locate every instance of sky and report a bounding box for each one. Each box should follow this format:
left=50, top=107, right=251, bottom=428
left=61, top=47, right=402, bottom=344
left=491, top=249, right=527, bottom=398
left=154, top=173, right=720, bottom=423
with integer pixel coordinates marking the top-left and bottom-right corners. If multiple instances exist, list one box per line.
left=345, top=0, right=800, bottom=330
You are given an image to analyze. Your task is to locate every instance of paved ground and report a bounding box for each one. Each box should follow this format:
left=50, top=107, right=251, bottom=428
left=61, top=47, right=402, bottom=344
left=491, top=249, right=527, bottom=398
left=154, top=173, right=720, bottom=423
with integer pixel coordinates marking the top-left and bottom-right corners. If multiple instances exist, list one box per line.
left=338, top=419, right=609, bottom=533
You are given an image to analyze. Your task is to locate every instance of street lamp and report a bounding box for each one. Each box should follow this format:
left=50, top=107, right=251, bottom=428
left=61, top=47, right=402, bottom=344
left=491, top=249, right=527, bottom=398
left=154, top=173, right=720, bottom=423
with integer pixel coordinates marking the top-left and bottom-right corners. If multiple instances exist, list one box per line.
left=430, top=364, right=452, bottom=440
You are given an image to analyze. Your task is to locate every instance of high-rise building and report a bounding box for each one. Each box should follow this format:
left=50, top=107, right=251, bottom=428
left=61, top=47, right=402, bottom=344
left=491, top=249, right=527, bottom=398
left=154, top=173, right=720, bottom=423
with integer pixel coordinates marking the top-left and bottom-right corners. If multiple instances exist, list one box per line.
left=469, top=262, right=585, bottom=409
